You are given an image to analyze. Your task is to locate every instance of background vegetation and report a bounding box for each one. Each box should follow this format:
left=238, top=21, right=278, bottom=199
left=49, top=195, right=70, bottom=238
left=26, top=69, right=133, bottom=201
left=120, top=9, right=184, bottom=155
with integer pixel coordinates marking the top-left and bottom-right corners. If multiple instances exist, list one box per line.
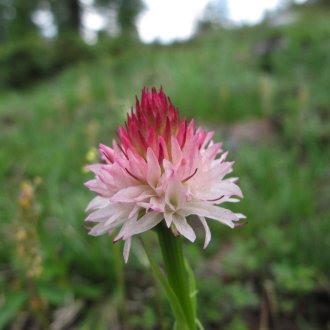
left=0, top=0, right=330, bottom=329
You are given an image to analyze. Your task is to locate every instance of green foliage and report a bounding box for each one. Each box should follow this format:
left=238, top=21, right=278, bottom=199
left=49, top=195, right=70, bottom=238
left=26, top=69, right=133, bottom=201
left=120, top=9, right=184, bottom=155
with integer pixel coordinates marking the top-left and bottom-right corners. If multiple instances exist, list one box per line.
left=116, top=0, right=144, bottom=36
left=50, top=0, right=82, bottom=36
left=0, top=36, right=93, bottom=89
left=0, top=292, right=28, bottom=329
left=0, top=0, right=39, bottom=41
left=224, top=283, right=259, bottom=310
left=0, top=0, right=144, bottom=43
left=0, top=37, right=51, bottom=88
left=1, top=7, right=330, bottom=329
left=226, top=316, right=248, bottom=330
left=272, top=263, right=317, bottom=294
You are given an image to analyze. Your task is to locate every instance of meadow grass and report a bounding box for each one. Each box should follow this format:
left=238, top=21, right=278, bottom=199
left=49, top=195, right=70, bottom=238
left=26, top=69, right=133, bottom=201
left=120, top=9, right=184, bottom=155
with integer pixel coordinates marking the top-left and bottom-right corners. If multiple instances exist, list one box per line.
left=1, top=10, right=330, bottom=328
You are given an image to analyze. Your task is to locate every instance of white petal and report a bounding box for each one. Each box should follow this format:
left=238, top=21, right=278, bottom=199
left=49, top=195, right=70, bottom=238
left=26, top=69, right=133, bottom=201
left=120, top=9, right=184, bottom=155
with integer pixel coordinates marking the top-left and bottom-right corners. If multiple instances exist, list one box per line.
left=148, top=196, right=165, bottom=212
left=123, top=238, right=132, bottom=263
left=89, top=224, right=108, bottom=236
left=103, top=212, right=128, bottom=227
left=184, top=201, right=239, bottom=228
left=85, top=196, right=109, bottom=212
left=209, top=161, right=234, bottom=181
left=162, top=159, right=174, bottom=176
left=217, top=181, right=243, bottom=198
left=110, top=186, right=153, bottom=203
left=165, top=174, right=186, bottom=210
left=89, top=214, right=127, bottom=236
left=164, top=211, right=173, bottom=227
left=224, top=198, right=240, bottom=203
left=117, top=211, right=163, bottom=240
left=198, top=216, right=211, bottom=248
left=88, top=206, right=135, bottom=236
left=146, top=148, right=161, bottom=188
left=128, top=205, right=140, bottom=219
left=114, top=219, right=134, bottom=241
left=86, top=205, right=115, bottom=221
left=195, top=181, right=243, bottom=201
left=219, top=151, right=228, bottom=163
left=172, top=214, right=196, bottom=242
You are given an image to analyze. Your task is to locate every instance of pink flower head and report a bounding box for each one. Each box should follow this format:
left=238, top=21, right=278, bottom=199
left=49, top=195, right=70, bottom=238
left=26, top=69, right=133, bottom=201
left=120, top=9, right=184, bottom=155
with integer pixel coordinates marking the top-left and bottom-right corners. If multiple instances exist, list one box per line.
left=85, top=87, right=245, bottom=262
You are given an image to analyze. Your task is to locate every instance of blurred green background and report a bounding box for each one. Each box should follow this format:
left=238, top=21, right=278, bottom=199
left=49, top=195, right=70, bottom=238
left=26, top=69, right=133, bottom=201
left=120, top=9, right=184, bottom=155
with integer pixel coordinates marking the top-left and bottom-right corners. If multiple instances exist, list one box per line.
left=1, top=0, right=330, bottom=329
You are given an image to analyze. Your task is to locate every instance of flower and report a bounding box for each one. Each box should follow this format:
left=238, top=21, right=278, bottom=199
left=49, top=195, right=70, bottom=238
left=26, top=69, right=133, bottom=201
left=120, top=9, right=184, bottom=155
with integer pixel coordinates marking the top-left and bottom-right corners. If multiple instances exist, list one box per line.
left=85, top=87, right=245, bottom=262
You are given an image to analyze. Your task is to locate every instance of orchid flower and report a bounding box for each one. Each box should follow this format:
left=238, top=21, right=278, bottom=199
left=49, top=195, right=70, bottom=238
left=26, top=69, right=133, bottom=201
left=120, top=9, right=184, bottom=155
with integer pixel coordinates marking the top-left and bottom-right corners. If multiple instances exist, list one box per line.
left=85, top=87, right=245, bottom=262
left=84, top=87, right=245, bottom=329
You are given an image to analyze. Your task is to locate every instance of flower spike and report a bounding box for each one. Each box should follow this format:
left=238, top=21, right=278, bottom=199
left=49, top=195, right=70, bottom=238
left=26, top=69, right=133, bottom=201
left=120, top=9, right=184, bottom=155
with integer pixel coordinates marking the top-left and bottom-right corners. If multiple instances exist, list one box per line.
left=85, top=87, right=244, bottom=262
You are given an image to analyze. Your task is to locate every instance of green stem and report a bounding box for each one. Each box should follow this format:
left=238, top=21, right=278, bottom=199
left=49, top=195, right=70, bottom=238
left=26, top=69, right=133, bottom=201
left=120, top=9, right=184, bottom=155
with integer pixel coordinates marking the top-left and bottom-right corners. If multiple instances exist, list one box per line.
left=156, top=224, right=196, bottom=330
left=151, top=274, right=167, bottom=330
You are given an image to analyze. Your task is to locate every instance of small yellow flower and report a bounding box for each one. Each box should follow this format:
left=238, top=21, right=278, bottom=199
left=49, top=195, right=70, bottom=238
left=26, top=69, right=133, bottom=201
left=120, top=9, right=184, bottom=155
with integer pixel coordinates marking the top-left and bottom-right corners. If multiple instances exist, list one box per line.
left=86, top=147, right=98, bottom=162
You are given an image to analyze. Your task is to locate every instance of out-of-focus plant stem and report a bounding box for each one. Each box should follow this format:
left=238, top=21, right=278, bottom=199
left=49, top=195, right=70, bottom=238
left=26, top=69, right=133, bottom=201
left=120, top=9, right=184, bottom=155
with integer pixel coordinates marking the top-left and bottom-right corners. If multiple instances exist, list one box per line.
left=113, top=241, right=129, bottom=329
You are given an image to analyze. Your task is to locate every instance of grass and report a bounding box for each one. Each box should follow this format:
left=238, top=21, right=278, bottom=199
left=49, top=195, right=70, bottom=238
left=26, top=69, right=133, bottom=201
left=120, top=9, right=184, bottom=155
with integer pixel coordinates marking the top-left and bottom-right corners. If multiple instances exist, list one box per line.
left=1, top=7, right=330, bottom=329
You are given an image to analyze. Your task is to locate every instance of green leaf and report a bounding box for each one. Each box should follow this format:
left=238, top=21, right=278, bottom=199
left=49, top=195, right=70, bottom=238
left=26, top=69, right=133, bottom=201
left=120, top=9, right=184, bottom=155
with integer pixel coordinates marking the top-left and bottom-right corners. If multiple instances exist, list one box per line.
left=185, top=259, right=197, bottom=320
left=39, top=284, right=68, bottom=305
left=0, top=292, right=28, bottom=329
left=185, top=259, right=204, bottom=330
left=72, top=282, right=103, bottom=299
left=139, top=238, right=189, bottom=330
left=196, top=319, right=206, bottom=330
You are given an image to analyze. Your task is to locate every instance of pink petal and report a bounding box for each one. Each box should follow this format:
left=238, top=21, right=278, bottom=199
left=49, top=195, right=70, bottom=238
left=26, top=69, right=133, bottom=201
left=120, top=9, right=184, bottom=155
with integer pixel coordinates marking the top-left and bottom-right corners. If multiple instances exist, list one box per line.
left=84, top=179, right=111, bottom=197
left=170, top=136, right=183, bottom=166
left=85, top=164, right=104, bottom=175
left=201, top=131, right=215, bottom=149
left=204, top=143, right=222, bottom=160
left=126, top=149, right=147, bottom=178
left=99, top=144, right=114, bottom=163
left=109, top=164, right=135, bottom=188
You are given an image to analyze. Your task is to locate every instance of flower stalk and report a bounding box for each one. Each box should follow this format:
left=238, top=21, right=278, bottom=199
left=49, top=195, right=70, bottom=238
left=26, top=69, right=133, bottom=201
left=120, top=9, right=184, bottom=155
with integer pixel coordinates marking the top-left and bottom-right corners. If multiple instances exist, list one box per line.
left=84, top=87, right=245, bottom=328
left=156, top=223, right=197, bottom=330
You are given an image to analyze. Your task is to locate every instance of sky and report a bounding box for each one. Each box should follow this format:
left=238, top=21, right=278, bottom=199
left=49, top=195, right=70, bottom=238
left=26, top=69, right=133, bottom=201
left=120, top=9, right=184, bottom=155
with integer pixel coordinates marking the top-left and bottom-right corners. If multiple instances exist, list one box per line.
left=137, top=0, right=283, bottom=43
left=35, top=0, right=306, bottom=44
